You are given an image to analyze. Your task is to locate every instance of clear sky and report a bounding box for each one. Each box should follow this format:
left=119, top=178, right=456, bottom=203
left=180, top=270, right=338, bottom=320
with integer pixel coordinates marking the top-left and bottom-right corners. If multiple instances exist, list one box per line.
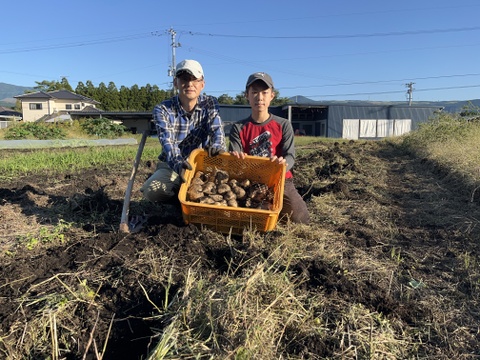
left=1, top=0, right=479, bottom=102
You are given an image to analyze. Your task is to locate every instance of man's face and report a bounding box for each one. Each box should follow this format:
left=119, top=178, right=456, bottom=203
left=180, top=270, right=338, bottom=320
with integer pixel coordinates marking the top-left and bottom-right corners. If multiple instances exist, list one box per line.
left=174, top=71, right=205, bottom=102
left=246, top=81, right=275, bottom=112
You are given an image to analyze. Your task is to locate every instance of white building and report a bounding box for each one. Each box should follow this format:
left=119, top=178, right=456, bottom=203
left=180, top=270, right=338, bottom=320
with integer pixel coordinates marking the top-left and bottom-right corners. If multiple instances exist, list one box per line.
left=14, top=90, right=100, bottom=122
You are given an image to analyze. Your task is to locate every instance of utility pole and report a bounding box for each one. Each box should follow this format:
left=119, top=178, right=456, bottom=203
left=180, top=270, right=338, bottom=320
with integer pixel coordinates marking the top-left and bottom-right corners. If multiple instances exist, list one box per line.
left=405, top=82, right=415, bottom=106
left=167, top=28, right=181, bottom=94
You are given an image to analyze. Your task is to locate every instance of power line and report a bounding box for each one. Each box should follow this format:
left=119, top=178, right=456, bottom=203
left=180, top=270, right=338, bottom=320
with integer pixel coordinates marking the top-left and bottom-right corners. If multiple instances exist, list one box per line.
left=0, top=32, right=159, bottom=55
left=279, top=73, right=480, bottom=90
left=2, top=23, right=479, bottom=55
left=185, top=26, right=480, bottom=40
left=302, top=84, right=480, bottom=99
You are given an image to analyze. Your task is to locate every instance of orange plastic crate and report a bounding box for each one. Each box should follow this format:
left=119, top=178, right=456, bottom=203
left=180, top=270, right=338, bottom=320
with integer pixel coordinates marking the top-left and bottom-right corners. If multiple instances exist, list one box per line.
left=178, top=149, right=286, bottom=234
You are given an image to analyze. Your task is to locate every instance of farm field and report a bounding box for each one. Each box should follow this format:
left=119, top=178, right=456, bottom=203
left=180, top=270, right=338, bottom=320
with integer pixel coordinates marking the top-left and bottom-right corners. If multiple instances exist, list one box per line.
left=1, top=134, right=479, bottom=359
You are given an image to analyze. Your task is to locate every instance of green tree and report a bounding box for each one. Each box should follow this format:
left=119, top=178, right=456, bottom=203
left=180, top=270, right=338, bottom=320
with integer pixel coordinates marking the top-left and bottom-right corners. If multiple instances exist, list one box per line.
left=233, top=93, right=248, bottom=105
left=218, top=94, right=234, bottom=104
left=105, top=82, right=121, bottom=111
left=271, top=90, right=290, bottom=106
left=148, top=85, right=168, bottom=109
left=85, top=81, right=97, bottom=100
left=33, top=77, right=73, bottom=92
left=33, top=80, right=58, bottom=92
left=119, top=86, right=131, bottom=110
left=75, top=81, right=87, bottom=96
left=96, top=82, right=108, bottom=110
left=128, top=85, right=143, bottom=111
left=59, top=77, right=73, bottom=92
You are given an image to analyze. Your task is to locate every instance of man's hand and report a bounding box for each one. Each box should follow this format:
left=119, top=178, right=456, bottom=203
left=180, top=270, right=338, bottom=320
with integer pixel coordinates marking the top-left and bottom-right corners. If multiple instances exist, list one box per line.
left=206, top=146, right=226, bottom=157
left=179, top=160, right=192, bottom=183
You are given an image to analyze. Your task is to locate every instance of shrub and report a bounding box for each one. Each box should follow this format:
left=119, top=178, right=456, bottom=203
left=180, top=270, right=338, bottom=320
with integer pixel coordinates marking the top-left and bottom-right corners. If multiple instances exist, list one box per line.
left=402, top=112, right=473, bottom=148
left=79, top=117, right=126, bottom=138
left=4, top=122, right=67, bottom=140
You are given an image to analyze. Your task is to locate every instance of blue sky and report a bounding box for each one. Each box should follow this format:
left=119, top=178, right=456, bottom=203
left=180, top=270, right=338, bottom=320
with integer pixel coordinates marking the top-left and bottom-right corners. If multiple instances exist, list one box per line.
left=1, top=0, right=479, bottom=102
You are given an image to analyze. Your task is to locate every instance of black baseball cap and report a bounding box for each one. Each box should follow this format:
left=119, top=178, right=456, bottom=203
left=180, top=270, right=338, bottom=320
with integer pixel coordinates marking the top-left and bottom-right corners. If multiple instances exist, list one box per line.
left=245, top=72, right=274, bottom=89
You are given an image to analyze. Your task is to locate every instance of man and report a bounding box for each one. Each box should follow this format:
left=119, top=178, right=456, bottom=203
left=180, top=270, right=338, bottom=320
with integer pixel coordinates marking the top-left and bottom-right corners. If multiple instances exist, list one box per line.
left=141, top=59, right=226, bottom=203
left=229, top=72, right=310, bottom=224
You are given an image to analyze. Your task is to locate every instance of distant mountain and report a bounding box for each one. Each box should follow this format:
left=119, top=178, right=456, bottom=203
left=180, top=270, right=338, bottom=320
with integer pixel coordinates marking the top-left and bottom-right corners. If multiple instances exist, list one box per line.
left=0, top=82, right=33, bottom=103
left=288, top=96, right=480, bottom=114
left=0, top=97, right=16, bottom=105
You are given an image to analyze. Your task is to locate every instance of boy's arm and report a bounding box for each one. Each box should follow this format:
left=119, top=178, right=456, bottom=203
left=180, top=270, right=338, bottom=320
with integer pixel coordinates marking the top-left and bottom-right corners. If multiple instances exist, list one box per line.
left=228, top=122, right=244, bottom=153
left=281, top=118, right=296, bottom=173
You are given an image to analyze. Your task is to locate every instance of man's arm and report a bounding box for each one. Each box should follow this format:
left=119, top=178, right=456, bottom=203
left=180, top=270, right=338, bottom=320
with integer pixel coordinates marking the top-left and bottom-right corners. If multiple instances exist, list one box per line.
left=154, top=104, right=184, bottom=174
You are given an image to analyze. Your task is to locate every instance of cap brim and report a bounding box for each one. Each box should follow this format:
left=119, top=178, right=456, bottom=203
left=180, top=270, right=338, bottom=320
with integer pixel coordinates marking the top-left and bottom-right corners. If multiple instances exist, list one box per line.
left=246, top=78, right=272, bottom=88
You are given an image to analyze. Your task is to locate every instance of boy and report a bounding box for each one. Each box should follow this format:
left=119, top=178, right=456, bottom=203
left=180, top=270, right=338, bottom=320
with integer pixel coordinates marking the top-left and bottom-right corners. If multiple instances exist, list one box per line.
left=229, top=72, right=309, bottom=224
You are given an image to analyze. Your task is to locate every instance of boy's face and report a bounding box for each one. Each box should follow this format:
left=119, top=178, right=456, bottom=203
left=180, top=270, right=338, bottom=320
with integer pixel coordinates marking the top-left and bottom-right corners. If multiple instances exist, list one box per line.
left=246, top=81, right=275, bottom=112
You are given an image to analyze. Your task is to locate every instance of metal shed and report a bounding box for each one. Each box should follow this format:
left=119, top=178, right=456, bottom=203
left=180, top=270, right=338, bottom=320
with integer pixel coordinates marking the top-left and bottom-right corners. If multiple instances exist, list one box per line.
left=324, top=104, right=442, bottom=139
left=278, top=102, right=443, bottom=139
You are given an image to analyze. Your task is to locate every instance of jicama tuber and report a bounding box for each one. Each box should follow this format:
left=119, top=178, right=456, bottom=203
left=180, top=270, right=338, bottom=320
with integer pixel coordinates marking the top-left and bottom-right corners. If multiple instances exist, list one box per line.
left=186, top=168, right=274, bottom=209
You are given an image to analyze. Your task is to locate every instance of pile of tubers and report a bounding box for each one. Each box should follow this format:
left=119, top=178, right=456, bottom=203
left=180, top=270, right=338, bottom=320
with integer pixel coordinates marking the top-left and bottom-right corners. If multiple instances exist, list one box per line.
left=186, top=168, right=274, bottom=209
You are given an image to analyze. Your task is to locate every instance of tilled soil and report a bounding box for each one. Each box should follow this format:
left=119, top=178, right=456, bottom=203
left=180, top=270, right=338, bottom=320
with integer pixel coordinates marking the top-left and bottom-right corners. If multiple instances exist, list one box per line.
left=1, top=140, right=479, bottom=359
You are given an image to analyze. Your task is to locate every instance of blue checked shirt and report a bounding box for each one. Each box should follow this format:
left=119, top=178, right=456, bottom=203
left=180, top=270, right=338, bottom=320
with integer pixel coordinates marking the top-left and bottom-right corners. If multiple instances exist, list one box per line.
left=154, top=94, right=226, bottom=175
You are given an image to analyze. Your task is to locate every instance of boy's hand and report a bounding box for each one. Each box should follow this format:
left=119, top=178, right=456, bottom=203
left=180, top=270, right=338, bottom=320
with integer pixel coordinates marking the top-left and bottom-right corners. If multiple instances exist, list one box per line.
left=270, top=155, right=287, bottom=166
left=229, top=150, right=246, bottom=159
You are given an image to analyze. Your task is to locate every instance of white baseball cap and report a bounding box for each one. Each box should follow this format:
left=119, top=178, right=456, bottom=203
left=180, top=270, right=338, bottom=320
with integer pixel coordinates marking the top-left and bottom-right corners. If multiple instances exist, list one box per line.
left=175, top=59, right=204, bottom=79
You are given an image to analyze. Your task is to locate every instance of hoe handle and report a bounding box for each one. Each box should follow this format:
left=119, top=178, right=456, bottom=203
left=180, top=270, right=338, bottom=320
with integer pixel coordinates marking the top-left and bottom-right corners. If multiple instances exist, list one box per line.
left=119, top=130, right=149, bottom=233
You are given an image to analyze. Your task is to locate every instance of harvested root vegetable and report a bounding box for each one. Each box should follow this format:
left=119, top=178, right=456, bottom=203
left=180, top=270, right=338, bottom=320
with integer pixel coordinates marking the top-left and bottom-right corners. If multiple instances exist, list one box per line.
left=191, top=177, right=205, bottom=186
left=227, top=199, right=238, bottom=207
left=240, top=179, right=251, bottom=188
left=217, top=184, right=231, bottom=194
left=214, top=169, right=229, bottom=185
left=232, top=186, right=246, bottom=200
left=199, top=196, right=215, bottom=204
left=202, top=182, right=216, bottom=195
left=186, top=168, right=275, bottom=209
left=209, top=194, right=224, bottom=202
left=187, top=184, right=204, bottom=201
left=223, top=190, right=236, bottom=201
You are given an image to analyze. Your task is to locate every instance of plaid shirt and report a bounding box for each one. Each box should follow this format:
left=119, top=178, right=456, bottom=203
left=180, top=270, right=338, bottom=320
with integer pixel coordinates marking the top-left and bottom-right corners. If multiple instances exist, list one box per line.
left=154, top=94, right=226, bottom=174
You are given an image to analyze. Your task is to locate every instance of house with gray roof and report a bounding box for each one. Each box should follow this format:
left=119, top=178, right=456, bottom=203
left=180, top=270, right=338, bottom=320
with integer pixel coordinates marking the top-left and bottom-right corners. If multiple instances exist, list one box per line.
left=14, top=90, right=100, bottom=122
left=0, top=106, right=22, bottom=128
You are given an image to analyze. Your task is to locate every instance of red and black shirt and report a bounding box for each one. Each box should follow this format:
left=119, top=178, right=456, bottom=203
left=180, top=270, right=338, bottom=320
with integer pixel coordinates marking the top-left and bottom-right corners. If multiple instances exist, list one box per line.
left=229, top=114, right=295, bottom=179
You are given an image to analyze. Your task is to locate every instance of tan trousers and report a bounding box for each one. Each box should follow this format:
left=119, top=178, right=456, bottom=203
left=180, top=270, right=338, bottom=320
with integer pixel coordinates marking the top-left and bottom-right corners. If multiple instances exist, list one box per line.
left=140, top=162, right=182, bottom=203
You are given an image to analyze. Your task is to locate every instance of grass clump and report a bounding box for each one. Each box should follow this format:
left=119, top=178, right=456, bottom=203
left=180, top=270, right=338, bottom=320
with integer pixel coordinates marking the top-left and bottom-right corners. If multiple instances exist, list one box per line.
left=0, top=137, right=160, bottom=180
left=79, top=117, right=126, bottom=138
left=1, top=117, right=129, bottom=140
left=17, top=220, right=72, bottom=250
left=402, top=111, right=480, bottom=192
left=4, top=122, right=68, bottom=140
